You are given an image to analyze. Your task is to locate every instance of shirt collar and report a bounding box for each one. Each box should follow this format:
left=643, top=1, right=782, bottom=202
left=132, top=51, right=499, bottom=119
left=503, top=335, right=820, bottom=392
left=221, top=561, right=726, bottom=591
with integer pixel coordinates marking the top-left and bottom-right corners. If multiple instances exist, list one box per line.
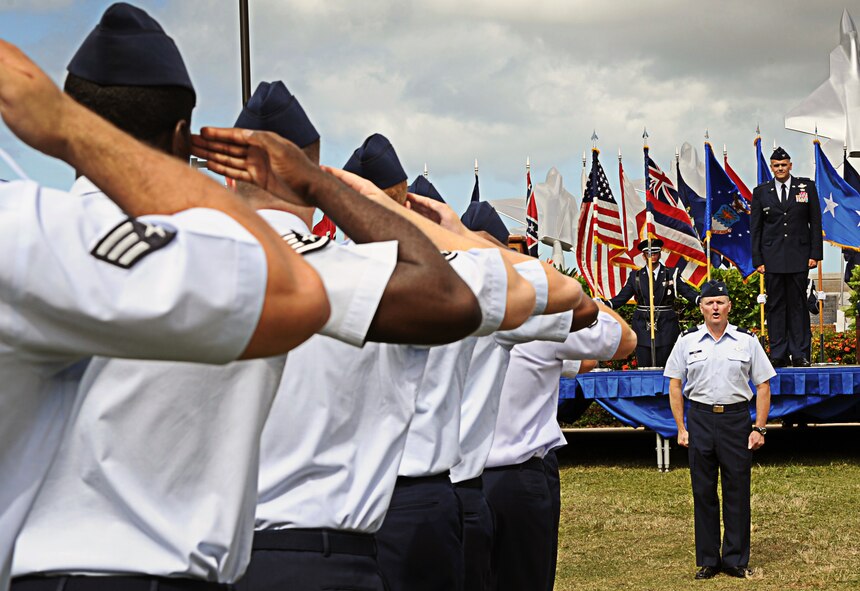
left=696, top=323, right=738, bottom=343
left=256, top=209, right=311, bottom=235
left=775, top=175, right=792, bottom=193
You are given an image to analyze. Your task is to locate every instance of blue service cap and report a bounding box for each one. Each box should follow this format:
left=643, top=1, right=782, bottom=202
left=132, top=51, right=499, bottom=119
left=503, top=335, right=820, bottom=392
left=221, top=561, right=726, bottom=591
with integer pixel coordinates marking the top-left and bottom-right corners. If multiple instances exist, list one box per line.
left=770, top=146, right=791, bottom=161
left=461, top=201, right=509, bottom=245
left=343, top=133, right=407, bottom=189
left=700, top=280, right=729, bottom=299
left=407, top=175, right=445, bottom=203
left=234, top=81, right=319, bottom=148
left=68, top=3, right=195, bottom=100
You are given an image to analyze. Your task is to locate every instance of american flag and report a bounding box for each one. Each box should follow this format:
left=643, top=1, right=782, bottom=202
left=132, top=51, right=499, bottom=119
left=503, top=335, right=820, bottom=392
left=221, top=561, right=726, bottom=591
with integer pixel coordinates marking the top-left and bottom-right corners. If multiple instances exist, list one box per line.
left=526, top=168, right=539, bottom=257
left=645, top=149, right=708, bottom=287
left=575, top=150, right=632, bottom=298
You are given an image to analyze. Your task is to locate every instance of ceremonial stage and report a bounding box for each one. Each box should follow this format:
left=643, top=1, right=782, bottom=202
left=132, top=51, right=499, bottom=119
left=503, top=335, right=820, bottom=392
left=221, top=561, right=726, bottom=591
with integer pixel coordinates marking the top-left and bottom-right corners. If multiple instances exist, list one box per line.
left=559, top=366, right=860, bottom=470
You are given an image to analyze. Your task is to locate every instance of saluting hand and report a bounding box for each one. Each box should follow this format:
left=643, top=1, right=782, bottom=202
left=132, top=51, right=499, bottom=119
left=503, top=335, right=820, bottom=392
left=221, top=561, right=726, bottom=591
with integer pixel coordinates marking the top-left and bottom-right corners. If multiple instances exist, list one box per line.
left=191, top=128, right=320, bottom=208
left=406, top=193, right=469, bottom=236
left=0, top=40, right=74, bottom=161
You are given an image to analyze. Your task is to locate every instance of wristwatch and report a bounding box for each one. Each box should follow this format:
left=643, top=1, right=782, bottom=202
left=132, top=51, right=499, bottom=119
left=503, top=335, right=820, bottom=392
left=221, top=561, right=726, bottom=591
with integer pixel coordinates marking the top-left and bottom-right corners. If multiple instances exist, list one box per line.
left=752, top=426, right=767, bottom=436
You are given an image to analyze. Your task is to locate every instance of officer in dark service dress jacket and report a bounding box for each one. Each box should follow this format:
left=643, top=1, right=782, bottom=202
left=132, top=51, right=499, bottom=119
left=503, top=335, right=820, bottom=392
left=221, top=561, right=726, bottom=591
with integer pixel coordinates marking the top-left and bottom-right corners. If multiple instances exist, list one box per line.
left=604, top=238, right=700, bottom=367
left=750, top=147, right=823, bottom=367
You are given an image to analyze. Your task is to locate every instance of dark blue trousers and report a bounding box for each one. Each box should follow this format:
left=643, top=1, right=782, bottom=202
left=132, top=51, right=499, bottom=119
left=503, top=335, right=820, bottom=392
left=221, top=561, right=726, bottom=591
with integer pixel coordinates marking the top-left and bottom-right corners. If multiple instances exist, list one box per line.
left=376, top=474, right=464, bottom=591
left=543, top=450, right=561, bottom=591
left=454, top=477, right=494, bottom=591
left=235, top=529, right=387, bottom=591
left=12, top=577, right=227, bottom=591
left=764, top=271, right=808, bottom=361
left=483, top=457, right=554, bottom=591
left=688, top=404, right=753, bottom=569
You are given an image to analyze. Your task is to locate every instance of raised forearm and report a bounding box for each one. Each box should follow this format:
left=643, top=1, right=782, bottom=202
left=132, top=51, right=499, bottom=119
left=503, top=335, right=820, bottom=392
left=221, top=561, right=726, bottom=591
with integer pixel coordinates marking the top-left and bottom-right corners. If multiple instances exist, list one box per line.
left=59, top=99, right=329, bottom=358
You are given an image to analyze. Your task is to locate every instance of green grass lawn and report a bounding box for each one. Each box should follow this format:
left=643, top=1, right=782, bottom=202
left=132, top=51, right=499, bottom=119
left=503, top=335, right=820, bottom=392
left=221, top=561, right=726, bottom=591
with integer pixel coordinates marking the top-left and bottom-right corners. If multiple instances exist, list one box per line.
left=554, top=429, right=860, bottom=590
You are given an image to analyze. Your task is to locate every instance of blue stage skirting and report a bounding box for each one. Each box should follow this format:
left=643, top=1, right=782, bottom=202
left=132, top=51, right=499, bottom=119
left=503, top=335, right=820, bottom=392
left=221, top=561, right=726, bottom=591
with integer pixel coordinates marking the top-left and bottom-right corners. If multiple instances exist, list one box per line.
left=559, top=367, right=860, bottom=438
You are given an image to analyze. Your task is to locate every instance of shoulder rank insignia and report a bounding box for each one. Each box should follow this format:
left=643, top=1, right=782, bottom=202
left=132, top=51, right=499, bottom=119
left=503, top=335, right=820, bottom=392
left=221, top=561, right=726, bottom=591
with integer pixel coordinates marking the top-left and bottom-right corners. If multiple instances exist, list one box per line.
left=682, top=326, right=698, bottom=336
left=735, top=327, right=752, bottom=335
left=91, top=217, right=176, bottom=269
left=281, top=230, right=330, bottom=255
left=441, top=250, right=459, bottom=261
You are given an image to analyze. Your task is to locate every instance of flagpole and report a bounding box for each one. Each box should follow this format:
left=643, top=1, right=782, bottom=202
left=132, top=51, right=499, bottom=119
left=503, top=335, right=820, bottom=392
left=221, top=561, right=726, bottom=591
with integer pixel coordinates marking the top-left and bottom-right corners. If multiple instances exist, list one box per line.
left=591, top=133, right=602, bottom=298
left=582, top=150, right=594, bottom=296
left=814, top=132, right=825, bottom=363
left=840, top=143, right=848, bottom=312
left=643, top=127, right=657, bottom=367
left=755, top=127, right=767, bottom=346
left=704, top=130, right=712, bottom=281
left=423, top=163, right=429, bottom=178
left=238, top=0, right=251, bottom=105
left=619, top=148, right=629, bottom=248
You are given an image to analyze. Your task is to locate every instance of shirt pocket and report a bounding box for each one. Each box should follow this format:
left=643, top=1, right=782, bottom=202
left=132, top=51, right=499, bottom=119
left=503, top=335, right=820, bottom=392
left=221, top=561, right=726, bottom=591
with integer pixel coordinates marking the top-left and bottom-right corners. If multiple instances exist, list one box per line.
left=727, top=348, right=751, bottom=372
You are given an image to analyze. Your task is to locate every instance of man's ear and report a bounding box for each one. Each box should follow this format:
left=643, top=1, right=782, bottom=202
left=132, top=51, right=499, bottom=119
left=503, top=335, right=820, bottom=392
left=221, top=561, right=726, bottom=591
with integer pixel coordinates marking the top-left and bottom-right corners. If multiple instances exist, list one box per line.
left=172, top=119, right=192, bottom=162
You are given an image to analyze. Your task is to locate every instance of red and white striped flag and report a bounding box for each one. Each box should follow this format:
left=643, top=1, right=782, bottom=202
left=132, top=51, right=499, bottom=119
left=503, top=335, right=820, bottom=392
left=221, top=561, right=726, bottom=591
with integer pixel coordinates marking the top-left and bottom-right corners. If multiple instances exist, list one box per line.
left=575, top=149, right=631, bottom=298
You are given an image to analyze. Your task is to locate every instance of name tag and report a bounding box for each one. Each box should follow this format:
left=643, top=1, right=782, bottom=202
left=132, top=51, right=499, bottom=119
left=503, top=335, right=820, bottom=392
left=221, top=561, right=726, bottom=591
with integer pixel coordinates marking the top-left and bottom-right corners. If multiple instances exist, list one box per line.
left=796, top=191, right=808, bottom=203
left=688, top=350, right=706, bottom=362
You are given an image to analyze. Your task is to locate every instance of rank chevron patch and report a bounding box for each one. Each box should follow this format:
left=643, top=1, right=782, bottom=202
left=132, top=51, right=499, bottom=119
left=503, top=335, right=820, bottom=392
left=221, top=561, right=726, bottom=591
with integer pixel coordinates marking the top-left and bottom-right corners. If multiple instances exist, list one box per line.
left=91, top=218, right=176, bottom=269
left=281, top=230, right=331, bottom=255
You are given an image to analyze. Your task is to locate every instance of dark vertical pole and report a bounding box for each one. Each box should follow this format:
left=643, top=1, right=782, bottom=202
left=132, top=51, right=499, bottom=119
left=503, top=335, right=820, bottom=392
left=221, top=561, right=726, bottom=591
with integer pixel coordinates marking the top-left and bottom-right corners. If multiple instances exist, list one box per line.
left=239, top=0, right=251, bottom=106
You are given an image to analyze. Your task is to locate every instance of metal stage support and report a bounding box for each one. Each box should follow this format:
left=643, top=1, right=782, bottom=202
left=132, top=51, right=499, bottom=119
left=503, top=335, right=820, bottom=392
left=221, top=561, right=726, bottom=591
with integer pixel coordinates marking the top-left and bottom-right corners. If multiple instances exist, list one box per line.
left=655, top=433, right=671, bottom=472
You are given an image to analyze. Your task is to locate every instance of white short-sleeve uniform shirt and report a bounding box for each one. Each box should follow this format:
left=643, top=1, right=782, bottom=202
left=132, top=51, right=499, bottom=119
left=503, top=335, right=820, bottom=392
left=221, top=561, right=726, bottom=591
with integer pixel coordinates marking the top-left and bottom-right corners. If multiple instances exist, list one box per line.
left=663, top=323, right=776, bottom=404
left=398, top=249, right=508, bottom=478
left=0, top=180, right=270, bottom=591
left=450, top=260, right=573, bottom=483
left=11, top=194, right=397, bottom=583
left=256, top=247, right=504, bottom=532
left=486, top=311, right=623, bottom=468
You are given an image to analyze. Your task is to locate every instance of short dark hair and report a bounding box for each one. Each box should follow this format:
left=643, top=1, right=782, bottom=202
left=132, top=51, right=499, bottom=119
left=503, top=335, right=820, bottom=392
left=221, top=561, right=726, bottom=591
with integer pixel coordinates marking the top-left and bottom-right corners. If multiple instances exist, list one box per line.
left=64, top=73, right=194, bottom=146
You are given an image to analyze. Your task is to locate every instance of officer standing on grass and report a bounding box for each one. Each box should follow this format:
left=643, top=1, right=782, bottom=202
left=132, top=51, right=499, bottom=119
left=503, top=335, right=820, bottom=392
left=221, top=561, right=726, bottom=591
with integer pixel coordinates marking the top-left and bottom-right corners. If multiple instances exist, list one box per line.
left=664, top=279, right=775, bottom=580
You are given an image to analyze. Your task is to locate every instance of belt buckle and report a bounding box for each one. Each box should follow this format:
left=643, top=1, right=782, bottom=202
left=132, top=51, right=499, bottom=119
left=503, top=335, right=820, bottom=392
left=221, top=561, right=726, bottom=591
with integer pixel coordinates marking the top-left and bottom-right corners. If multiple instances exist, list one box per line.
left=713, top=405, right=725, bottom=413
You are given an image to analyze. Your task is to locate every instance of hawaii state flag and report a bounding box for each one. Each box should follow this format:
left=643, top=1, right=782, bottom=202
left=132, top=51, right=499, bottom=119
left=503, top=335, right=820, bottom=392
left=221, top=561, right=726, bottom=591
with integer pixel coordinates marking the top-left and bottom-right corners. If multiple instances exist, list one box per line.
left=645, top=148, right=708, bottom=286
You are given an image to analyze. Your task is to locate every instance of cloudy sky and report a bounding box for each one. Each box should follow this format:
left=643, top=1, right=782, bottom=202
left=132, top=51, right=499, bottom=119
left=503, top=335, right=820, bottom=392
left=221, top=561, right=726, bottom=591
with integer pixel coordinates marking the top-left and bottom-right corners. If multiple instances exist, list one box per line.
left=0, top=0, right=855, bottom=269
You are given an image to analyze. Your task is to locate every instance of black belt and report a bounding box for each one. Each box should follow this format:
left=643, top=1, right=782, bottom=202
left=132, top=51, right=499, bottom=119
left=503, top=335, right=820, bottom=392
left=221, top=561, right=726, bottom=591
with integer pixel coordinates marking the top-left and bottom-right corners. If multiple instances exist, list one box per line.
left=690, top=400, right=749, bottom=413
left=252, top=528, right=376, bottom=557
left=395, top=472, right=451, bottom=487
left=635, top=305, right=673, bottom=312
left=453, top=476, right=483, bottom=489
left=11, top=575, right=227, bottom=591
left=484, top=456, right=544, bottom=473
